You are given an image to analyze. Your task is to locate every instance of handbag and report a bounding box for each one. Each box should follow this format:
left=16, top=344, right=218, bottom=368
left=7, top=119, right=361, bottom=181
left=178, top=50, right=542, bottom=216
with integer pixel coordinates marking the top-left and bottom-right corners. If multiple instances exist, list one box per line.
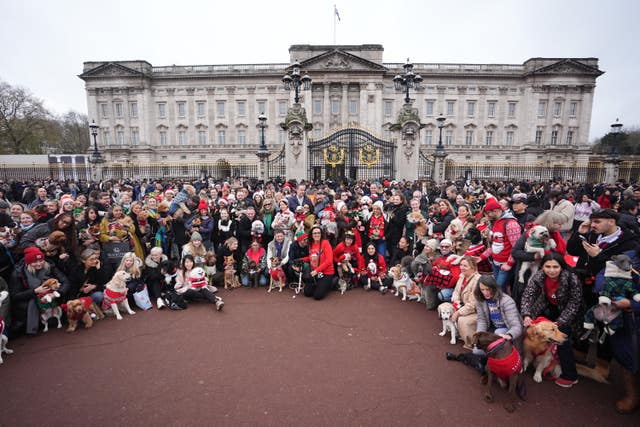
left=133, top=285, right=152, bottom=311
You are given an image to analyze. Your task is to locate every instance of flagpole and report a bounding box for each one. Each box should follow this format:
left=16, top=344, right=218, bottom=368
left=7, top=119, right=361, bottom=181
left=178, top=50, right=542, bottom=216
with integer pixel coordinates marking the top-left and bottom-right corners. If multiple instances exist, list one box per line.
left=333, top=5, right=336, bottom=45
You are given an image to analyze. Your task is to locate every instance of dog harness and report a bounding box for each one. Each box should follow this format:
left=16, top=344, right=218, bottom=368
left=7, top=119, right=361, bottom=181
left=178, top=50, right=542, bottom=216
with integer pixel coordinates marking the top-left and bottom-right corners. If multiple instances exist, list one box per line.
left=102, top=287, right=127, bottom=309
left=528, top=316, right=560, bottom=379
left=486, top=338, right=523, bottom=381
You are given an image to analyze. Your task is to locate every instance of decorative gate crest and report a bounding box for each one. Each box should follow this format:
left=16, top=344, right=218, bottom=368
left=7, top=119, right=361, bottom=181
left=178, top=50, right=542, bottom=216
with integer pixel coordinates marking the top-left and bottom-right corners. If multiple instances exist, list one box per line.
left=324, top=144, right=345, bottom=168
left=359, top=143, right=379, bottom=168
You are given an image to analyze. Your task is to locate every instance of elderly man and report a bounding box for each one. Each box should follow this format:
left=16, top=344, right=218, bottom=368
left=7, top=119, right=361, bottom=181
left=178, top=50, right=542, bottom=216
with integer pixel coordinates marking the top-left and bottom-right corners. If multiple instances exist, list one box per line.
left=288, top=184, right=313, bottom=213
left=27, top=187, right=48, bottom=209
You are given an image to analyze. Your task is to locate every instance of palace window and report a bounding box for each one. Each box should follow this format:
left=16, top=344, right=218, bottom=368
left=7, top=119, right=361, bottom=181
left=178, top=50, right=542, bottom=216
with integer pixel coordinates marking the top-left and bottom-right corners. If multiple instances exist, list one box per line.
left=131, top=128, right=139, bottom=145
left=535, top=128, right=543, bottom=145
left=569, top=101, right=577, bottom=117
left=278, top=101, right=287, bottom=116
left=447, top=101, right=455, bottom=116
left=177, top=102, right=186, bottom=118
left=467, top=101, right=476, bottom=117
left=129, top=102, right=138, bottom=118
left=238, top=129, right=246, bottom=145
left=102, top=130, right=110, bottom=145
left=197, top=102, right=206, bottom=117
left=506, top=131, right=514, bottom=145
left=158, top=103, right=167, bottom=119
left=424, top=129, right=433, bottom=145
left=553, top=101, right=562, bottom=117
left=465, top=130, right=474, bottom=145
left=237, top=101, right=246, bottom=117
left=425, top=100, right=435, bottom=116
left=178, top=130, right=186, bottom=145
left=384, top=101, right=393, bottom=116
left=216, top=101, right=226, bottom=118
left=117, top=129, right=125, bottom=145
left=331, top=99, right=340, bottom=114
left=349, top=100, right=358, bottom=115
left=508, top=102, right=517, bottom=117
left=313, top=99, right=322, bottom=115
left=198, top=130, right=207, bottom=145
left=218, top=130, right=226, bottom=145
left=257, top=100, right=266, bottom=115
left=551, top=129, right=559, bottom=145
left=159, top=131, right=167, bottom=146
left=445, top=130, right=453, bottom=145
left=487, top=101, right=496, bottom=118
left=100, top=103, right=109, bottom=118
left=566, top=129, right=574, bottom=145
left=279, top=129, right=287, bottom=144
left=485, top=130, right=493, bottom=145
left=114, top=102, right=123, bottom=118
left=537, top=100, right=547, bottom=117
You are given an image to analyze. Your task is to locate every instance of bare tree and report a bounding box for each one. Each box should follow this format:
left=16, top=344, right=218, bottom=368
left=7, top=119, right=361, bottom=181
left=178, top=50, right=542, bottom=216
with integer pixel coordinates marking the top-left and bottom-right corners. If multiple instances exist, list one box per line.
left=0, top=80, right=49, bottom=154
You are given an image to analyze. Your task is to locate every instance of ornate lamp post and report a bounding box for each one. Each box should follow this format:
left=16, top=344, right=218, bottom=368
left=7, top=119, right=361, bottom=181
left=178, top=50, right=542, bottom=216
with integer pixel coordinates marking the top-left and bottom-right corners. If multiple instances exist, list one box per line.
left=256, top=113, right=270, bottom=181
left=603, top=118, right=623, bottom=184
left=88, top=120, right=104, bottom=181
left=436, top=114, right=446, bottom=153
left=393, top=59, right=423, bottom=105
left=282, top=61, right=312, bottom=104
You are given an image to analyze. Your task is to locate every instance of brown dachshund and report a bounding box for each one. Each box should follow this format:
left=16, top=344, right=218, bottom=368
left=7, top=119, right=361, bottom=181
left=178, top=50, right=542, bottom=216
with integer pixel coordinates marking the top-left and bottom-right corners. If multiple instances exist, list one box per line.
left=473, top=331, right=526, bottom=413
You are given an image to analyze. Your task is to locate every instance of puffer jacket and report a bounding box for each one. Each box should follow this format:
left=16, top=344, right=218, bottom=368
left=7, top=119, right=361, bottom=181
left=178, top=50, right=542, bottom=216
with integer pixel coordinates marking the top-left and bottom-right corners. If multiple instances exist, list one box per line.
left=520, top=269, right=583, bottom=328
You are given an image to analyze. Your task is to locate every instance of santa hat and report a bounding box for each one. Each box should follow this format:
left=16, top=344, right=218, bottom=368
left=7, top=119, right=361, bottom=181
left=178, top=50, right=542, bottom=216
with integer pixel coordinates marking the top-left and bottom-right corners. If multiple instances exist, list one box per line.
left=336, top=201, right=346, bottom=213
left=484, top=198, right=503, bottom=212
left=59, top=194, right=74, bottom=212
left=24, top=246, right=45, bottom=265
left=198, top=199, right=209, bottom=212
left=296, top=233, right=308, bottom=243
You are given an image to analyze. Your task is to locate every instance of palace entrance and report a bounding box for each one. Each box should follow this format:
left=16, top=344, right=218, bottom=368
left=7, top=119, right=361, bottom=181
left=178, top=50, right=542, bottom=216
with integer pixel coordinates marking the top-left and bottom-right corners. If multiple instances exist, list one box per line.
left=307, top=128, right=396, bottom=182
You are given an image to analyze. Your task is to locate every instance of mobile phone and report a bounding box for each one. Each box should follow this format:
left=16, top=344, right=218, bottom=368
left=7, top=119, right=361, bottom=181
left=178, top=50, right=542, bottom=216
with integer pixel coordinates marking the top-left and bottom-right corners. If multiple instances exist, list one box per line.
left=579, top=235, right=587, bottom=241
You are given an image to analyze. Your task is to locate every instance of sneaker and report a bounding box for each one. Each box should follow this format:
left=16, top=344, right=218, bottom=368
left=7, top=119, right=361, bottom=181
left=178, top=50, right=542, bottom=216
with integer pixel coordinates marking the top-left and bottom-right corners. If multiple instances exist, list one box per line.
left=215, top=299, right=224, bottom=311
left=379, top=286, right=388, bottom=294
left=157, top=297, right=165, bottom=310
left=364, top=284, right=371, bottom=291
left=555, top=377, right=578, bottom=388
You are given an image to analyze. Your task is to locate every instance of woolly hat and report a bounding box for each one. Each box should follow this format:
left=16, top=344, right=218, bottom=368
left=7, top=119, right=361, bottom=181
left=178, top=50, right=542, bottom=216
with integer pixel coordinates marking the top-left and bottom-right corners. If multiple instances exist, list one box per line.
left=59, top=194, right=74, bottom=211
left=439, top=238, right=453, bottom=248
left=198, top=199, right=209, bottom=212
left=296, top=233, right=308, bottom=243
left=484, top=198, right=503, bottom=212
left=372, top=200, right=384, bottom=211
left=336, top=201, right=346, bottom=213
left=190, top=231, right=203, bottom=242
left=24, top=246, right=45, bottom=264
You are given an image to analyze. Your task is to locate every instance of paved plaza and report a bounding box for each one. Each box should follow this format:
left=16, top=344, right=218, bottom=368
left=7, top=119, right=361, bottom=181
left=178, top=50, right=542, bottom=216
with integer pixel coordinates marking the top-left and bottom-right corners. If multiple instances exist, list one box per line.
left=0, top=288, right=637, bottom=426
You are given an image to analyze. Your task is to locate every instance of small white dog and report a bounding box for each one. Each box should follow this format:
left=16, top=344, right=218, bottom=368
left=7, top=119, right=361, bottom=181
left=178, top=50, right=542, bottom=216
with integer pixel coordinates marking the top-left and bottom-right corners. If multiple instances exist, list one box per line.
left=437, top=302, right=457, bottom=344
left=102, top=270, right=136, bottom=320
left=519, top=225, right=556, bottom=283
left=0, top=290, right=13, bottom=364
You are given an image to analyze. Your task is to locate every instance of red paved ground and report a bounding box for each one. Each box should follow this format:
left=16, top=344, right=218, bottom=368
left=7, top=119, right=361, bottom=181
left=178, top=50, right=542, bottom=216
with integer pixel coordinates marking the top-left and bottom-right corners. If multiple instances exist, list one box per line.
left=0, top=287, right=637, bottom=426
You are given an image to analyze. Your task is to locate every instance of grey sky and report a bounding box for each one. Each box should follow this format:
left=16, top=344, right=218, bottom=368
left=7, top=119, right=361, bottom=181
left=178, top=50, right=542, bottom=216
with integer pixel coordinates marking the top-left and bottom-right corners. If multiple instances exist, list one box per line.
left=1, top=0, right=637, bottom=141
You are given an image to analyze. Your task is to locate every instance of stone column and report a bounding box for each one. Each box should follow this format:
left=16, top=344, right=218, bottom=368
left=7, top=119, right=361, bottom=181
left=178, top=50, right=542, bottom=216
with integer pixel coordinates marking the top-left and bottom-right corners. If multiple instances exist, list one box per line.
left=432, top=149, right=448, bottom=184
left=391, top=104, right=423, bottom=181
left=281, top=103, right=312, bottom=181
left=603, top=157, right=621, bottom=184
left=256, top=149, right=269, bottom=182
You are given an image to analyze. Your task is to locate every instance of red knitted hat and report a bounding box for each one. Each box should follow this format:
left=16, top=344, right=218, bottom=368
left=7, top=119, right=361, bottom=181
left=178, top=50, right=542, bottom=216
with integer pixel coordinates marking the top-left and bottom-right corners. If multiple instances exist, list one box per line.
left=24, top=246, right=45, bottom=264
left=484, top=198, right=503, bottom=212
left=198, top=199, right=209, bottom=212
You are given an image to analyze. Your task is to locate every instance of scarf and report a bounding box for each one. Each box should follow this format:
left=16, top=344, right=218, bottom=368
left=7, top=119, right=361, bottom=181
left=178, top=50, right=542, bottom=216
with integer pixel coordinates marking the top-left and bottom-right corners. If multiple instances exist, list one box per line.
left=274, top=240, right=284, bottom=259
left=596, top=227, right=622, bottom=248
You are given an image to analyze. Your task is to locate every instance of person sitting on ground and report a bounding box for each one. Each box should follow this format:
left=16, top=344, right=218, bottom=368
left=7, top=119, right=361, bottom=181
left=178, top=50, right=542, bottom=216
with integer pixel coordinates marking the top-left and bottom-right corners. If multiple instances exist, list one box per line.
left=241, top=239, right=267, bottom=287
left=448, top=256, right=481, bottom=350
left=358, top=241, right=391, bottom=293
left=175, top=254, right=224, bottom=311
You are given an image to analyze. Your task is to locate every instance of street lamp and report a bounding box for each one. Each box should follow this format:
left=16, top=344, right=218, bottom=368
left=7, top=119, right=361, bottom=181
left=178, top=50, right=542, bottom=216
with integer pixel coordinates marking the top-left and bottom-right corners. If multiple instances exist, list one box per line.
left=282, top=61, right=312, bottom=104
left=258, top=113, right=267, bottom=151
left=88, top=120, right=104, bottom=164
left=393, top=59, right=423, bottom=105
left=436, top=114, right=446, bottom=152
left=609, top=118, right=623, bottom=160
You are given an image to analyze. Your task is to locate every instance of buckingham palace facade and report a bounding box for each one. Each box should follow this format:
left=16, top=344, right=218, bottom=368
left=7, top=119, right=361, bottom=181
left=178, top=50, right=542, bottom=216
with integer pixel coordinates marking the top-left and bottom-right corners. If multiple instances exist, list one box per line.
left=79, top=44, right=603, bottom=180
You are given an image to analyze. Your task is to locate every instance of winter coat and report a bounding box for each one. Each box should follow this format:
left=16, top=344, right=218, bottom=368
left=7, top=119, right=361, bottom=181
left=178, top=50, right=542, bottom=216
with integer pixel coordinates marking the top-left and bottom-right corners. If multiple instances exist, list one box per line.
left=520, top=269, right=583, bottom=329
left=452, top=273, right=481, bottom=317
left=266, top=238, right=292, bottom=269
left=551, top=199, right=575, bottom=232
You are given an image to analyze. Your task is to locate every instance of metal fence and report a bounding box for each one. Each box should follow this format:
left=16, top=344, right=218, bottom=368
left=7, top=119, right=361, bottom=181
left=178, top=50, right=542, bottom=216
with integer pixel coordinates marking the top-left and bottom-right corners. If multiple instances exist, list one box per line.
left=444, top=162, right=612, bottom=183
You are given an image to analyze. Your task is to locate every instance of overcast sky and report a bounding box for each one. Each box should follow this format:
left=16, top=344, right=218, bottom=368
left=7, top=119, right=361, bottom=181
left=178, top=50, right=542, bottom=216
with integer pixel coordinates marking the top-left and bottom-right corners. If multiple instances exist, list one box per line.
left=1, top=0, right=637, bottom=141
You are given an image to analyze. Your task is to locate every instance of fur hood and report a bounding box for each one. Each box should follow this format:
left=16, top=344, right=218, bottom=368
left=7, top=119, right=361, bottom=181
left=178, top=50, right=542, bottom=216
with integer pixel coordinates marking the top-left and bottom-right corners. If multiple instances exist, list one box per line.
left=145, top=254, right=168, bottom=269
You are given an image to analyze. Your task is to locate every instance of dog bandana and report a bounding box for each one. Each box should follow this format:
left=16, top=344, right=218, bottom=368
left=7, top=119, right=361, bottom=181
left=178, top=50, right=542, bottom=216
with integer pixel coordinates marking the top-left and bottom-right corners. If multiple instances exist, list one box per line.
left=487, top=339, right=523, bottom=381
left=102, top=288, right=127, bottom=310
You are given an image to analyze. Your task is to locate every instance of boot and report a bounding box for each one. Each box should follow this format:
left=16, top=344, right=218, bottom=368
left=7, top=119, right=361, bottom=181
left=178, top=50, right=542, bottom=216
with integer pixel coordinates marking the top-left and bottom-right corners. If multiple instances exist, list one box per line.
left=616, top=368, right=640, bottom=414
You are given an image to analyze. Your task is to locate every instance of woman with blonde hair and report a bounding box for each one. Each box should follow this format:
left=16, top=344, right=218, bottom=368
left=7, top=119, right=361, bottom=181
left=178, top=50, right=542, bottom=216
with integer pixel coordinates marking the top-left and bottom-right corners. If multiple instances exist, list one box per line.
left=117, top=251, right=145, bottom=304
left=448, top=256, right=481, bottom=349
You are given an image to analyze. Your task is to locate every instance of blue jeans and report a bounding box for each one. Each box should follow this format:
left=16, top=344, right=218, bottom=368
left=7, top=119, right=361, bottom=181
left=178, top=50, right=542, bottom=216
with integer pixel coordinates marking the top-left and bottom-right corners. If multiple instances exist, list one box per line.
left=372, top=240, right=386, bottom=259
left=241, top=273, right=267, bottom=287
left=492, top=263, right=513, bottom=291
left=438, top=287, right=454, bottom=302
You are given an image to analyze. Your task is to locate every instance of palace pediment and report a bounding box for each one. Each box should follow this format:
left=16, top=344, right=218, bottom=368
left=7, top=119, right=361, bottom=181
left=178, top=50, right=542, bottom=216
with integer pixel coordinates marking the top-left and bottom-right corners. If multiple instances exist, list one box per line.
left=526, top=59, right=603, bottom=76
left=79, top=62, right=149, bottom=79
left=299, top=49, right=387, bottom=72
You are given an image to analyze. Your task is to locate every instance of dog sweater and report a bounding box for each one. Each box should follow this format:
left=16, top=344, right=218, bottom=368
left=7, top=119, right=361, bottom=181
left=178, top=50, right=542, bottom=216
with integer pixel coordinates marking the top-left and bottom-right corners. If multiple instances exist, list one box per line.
left=487, top=339, right=523, bottom=381
left=102, top=287, right=127, bottom=310
left=62, top=297, right=94, bottom=321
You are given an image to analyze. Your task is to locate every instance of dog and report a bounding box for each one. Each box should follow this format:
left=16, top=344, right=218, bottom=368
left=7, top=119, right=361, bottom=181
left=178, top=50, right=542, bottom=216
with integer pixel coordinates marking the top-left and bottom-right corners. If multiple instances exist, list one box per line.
left=523, top=317, right=566, bottom=383
left=437, top=302, right=457, bottom=344
left=246, top=260, right=261, bottom=288
left=365, top=260, right=384, bottom=291
left=36, top=278, right=63, bottom=332
left=203, top=251, right=217, bottom=286
left=0, top=290, right=13, bottom=364
left=519, top=225, right=556, bottom=283
left=388, top=264, right=421, bottom=302
left=224, top=255, right=241, bottom=289
left=473, top=331, right=526, bottom=413
left=62, top=297, right=105, bottom=332
left=102, top=270, right=136, bottom=320
left=337, top=256, right=356, bottom=295
left=268, top=257, right=286, bottom=293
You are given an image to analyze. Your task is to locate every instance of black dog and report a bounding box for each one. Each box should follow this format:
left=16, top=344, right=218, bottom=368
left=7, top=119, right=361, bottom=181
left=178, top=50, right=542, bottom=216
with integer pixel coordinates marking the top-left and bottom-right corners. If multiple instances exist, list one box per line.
left=446, top=352, right=487, bottom=374
left=462, top=226, right=483, bottom=245
left=160, top=260, right=187, bottom=310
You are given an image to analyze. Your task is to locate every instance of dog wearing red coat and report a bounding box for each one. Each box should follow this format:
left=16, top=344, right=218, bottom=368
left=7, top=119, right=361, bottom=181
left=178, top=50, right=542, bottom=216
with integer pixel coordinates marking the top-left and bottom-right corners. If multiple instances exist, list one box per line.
left=268, top=256, right=286, bottom=293
left=62, top=297, right=105, bottom=332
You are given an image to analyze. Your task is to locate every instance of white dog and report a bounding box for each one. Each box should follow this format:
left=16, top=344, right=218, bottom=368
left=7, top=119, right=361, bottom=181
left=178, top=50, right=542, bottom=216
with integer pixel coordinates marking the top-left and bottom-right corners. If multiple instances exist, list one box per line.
left=519, top=225, right=556, bottom=283
left=0, top=291, right=13, bottom=364
left=437, top=302, right=457, bottom=344
left=102, top=270, right=136, bottom=320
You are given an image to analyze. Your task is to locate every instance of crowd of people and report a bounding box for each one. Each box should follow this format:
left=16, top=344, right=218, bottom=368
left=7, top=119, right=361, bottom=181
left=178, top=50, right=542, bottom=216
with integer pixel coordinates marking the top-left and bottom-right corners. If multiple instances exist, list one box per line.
left=0, top=176, right=639, bottom=414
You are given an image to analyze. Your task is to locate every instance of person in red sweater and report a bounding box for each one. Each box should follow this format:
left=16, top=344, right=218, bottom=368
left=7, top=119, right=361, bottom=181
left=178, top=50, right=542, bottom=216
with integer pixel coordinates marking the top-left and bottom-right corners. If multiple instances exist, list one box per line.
left=301, top=225, right=335, bottom=300
left=358, top=242, right=392, bottom=292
